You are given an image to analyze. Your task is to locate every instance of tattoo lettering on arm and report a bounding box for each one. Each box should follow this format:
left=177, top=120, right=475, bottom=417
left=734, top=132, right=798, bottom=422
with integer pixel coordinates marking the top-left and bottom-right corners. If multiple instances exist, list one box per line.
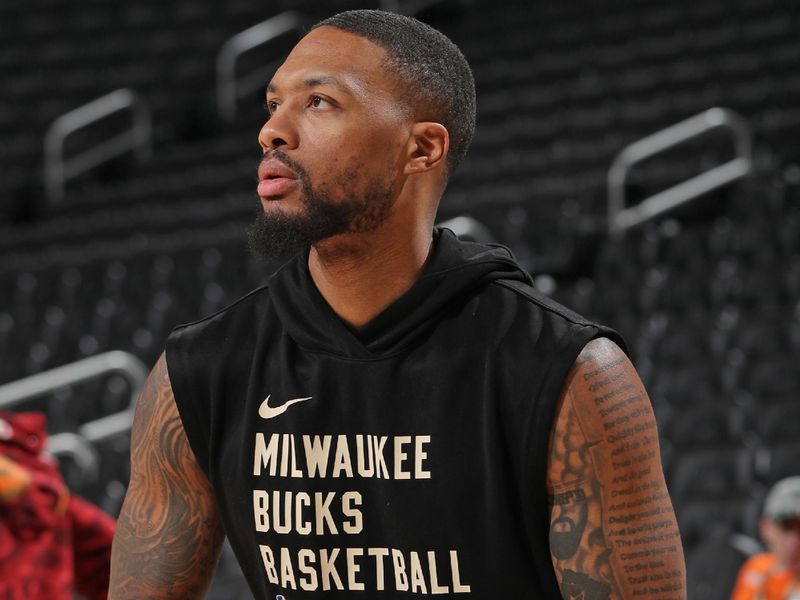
left=547, top=338, right=686, bottom=600
left=109, top=353, right=225, bottom=599
left=548, top=393, right=617, bottom=600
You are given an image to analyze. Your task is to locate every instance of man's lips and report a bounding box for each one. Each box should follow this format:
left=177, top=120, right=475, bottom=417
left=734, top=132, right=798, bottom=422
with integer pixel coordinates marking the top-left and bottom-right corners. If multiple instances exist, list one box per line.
left=257, top=159, right=298, bottom=198
left=258, top=177, right=297, bottom=197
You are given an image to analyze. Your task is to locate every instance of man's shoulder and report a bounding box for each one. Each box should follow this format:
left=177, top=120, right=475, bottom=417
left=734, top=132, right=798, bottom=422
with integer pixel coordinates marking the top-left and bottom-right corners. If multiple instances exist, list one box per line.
left=169, top=283, right=272, bottom=341
left=484, top=277, right=627, bottom=357
left=489, top=277, right=597, bottom=329
left=164, top=283, right=275, bottom=389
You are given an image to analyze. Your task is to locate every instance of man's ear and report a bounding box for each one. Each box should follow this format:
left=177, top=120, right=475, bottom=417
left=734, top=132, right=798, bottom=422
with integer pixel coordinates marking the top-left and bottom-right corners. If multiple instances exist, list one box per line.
left=403, top=122, right=449, bottom=175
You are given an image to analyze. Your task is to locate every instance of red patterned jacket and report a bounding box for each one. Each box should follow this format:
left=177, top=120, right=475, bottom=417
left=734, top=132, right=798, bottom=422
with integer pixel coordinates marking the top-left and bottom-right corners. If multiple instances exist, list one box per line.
left=0, top=411, right=115, bottom=600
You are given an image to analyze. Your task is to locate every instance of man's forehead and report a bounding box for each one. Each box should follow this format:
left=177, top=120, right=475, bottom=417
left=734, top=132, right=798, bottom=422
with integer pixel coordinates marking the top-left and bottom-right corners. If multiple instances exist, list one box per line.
left=271, top=26, right=389, bottom=92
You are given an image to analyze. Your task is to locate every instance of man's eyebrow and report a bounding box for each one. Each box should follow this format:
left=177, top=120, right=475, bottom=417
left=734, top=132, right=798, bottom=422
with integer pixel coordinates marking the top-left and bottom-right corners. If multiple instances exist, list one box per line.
left=303, top=75, right=349, bottom=91
left=266, top=75, right=350, bottom=95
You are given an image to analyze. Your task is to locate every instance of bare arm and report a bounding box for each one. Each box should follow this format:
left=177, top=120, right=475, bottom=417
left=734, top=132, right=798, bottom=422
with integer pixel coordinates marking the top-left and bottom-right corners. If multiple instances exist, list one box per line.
left=109, top=353, right=224, bottom=599
left=547, top=337, right=686, bottom=600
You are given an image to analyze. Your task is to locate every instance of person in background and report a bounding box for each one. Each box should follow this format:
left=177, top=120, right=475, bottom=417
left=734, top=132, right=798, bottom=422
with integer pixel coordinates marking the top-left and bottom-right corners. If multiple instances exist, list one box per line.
left=731, top=477, right=800, bottom=600
left=0, top=411, right=116, bottom=600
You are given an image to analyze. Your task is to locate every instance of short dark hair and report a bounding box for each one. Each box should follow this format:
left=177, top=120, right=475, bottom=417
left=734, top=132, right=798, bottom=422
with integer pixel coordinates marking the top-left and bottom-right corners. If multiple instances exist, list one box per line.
left=313, top=9, right=476, bottom=175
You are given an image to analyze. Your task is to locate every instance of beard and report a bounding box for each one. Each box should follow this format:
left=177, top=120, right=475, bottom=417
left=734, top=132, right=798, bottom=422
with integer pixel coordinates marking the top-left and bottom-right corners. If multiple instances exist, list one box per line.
left=247, top=151, right=394, bottom=263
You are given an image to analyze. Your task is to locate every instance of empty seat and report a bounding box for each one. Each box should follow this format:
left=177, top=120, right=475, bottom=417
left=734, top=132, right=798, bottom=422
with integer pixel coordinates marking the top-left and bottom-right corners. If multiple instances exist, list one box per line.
left=667, top=401, right=739, bottom=449
left=676, top=487, right=765, bottom=549
left=669, top=444, right=756, bottom=507
left=685, top=530, right=755, bottom=600
left=762, top=440, right=800, bottom=485
left=755, top=399, right=800, bottom=443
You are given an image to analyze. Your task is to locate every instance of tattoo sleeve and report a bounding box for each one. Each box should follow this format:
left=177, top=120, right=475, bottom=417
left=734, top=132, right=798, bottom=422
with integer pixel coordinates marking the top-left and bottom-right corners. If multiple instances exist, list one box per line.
left=109, top=353, right=225, bottom=599
left=547, top=338, right=686, bottom=600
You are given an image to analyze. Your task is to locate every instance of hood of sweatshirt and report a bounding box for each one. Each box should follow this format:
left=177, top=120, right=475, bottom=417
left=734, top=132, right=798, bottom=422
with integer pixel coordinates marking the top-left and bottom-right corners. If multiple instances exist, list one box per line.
left=267, top=227, right=532, bottom=359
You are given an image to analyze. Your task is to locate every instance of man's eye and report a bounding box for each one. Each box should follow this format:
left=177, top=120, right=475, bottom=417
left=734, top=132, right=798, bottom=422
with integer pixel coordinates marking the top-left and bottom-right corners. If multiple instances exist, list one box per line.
left=265, top=100, right=279, bottom=114
left=308, top=95, right=329, bottom=108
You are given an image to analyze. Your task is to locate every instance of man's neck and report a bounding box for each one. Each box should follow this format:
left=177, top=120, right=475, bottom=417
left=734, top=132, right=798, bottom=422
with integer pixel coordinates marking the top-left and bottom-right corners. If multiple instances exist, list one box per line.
left=307, top=224, right=434, bottom=329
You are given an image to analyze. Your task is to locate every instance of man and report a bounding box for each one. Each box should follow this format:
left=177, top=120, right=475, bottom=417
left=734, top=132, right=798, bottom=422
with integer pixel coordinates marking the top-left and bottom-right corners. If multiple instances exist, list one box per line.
left=109, top=9, right=686, bottom=598
left=731, top=477, right=800, bottom=600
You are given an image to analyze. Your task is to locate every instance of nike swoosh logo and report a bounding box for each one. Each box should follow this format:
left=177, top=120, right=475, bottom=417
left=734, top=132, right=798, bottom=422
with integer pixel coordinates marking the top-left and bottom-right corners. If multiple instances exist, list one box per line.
left=258, top=394, right=313, bottom=420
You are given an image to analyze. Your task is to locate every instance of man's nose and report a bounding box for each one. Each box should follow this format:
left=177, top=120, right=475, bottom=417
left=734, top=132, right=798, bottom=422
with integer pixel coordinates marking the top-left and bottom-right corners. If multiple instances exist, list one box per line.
left=258, top=110, right=298, bottom=152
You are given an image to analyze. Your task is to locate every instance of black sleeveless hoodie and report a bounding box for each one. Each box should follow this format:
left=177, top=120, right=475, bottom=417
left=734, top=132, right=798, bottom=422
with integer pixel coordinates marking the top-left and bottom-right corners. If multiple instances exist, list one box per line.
left=166, top=228, right=623, bottom=598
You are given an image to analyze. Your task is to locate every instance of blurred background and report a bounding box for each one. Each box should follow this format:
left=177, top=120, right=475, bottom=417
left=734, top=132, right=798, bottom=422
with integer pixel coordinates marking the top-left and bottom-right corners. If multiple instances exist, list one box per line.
left=1, top=0, right=799, bottom=597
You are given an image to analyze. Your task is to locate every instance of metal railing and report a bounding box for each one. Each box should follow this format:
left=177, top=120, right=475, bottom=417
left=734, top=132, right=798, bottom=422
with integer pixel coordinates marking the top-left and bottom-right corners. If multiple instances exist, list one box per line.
left=43, top=88, right=152, bottom=204
left=0, top=351, right=149, bottom=444
left=48, top=432, right=101, bottom=485
left=216, top=11, right=304, bottom=121
left=607, top=107, right=752, bottom=236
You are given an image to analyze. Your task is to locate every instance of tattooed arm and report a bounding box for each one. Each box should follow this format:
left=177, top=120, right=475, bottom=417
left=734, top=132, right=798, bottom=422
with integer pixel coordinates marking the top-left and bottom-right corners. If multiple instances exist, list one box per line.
left=109, top=353, right=224, bottom=599
left=547, top=338, right=686, bottom=600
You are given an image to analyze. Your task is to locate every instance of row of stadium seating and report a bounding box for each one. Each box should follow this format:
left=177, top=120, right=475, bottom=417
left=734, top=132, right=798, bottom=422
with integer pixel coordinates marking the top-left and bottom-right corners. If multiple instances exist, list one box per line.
left=3, top=0, right=800, bottom=223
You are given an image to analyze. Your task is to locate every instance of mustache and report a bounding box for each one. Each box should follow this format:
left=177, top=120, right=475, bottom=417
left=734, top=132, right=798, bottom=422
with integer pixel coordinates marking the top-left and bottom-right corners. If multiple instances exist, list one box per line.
left=258, top=150, right=310, bottom=186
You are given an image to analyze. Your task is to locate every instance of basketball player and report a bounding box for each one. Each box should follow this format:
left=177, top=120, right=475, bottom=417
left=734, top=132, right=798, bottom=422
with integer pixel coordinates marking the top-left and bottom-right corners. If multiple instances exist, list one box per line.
left=109, top=10, right=686, bottom=598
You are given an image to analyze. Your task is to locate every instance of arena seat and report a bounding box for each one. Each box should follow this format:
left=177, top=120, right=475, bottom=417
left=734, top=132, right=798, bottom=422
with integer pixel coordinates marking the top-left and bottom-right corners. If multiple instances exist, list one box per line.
left=755, top=400, right=800, bottom=443
left=685, top=530, right=756, bottom=600
left=668, top=444, right=756, bottom=508
left=677, top=487, right=765, bottom=550
left=761, top=441, right=800, bottom=486
left=666, top=401, right=740, bottom=449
